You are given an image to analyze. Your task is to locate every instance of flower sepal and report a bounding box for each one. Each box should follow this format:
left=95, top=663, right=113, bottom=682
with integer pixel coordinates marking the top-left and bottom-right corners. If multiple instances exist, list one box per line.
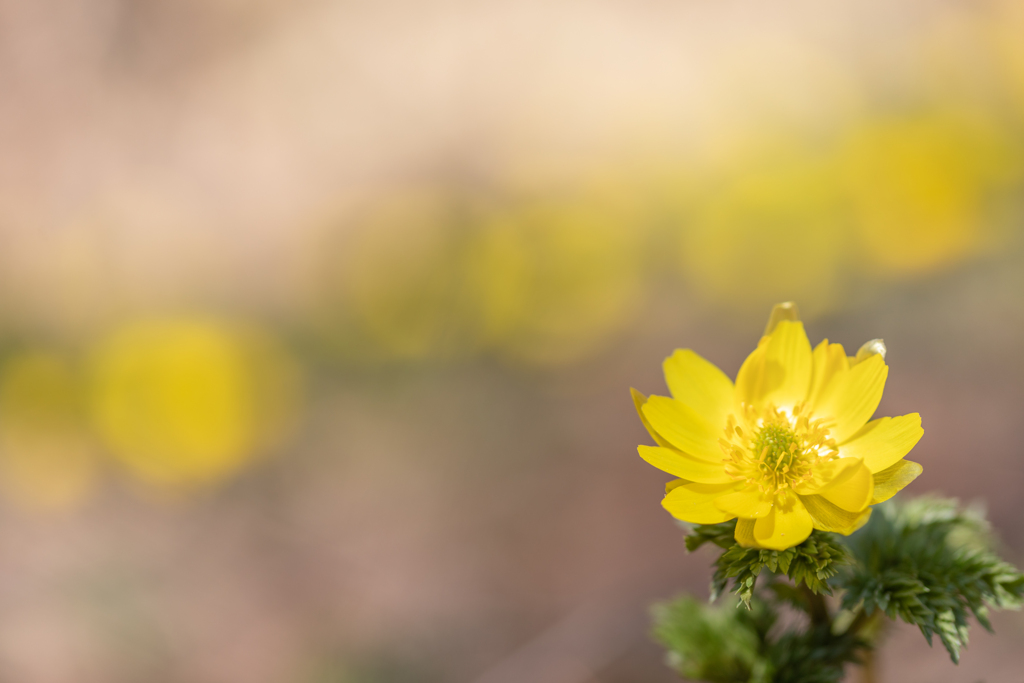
left=686, top=520, right=851, bottom=607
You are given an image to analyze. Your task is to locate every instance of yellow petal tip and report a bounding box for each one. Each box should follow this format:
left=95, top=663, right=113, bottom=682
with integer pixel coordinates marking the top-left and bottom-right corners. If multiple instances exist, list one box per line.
left=853, top=338, right=887, bottom=366
left=764, top=301, right=801, bottom=337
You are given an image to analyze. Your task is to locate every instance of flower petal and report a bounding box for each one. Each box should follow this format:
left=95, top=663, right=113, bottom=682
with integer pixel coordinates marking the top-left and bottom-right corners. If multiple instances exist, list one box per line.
left=662, top=481, right=742, bottom=524
left=734, top=337, right=769, bottom=409
left=800, top=494, right=872, bottom=535
left=752, top=495, right=813, bottom=550
left=764, top=321, right=814, bottom=409
left=642, top=395, right=723, bottom=461
left=734, top=518, right=758, bottom=548
left=838, top=414, right=923, bottom=473
left=807, top=339, right=849, bottom=410
left=870, top=459, right=923, bottom=504
left=663, top=349, right=734, bottom=429
left=852, top=339, right=886, bottom=367
left=735, top=321, right=812, bottom=411
left=813, top=353, right=888, bottom=443
left=793, top=455, right=862, bottom=495
left=631, top=388, right=673, bottom=448
left=713, top=486, right=773, bottom=519
left=818, top=459, right=874, bottom=512
left=638, top=445, right=731, bottom=483
left=666, top=478, right=688, bottom=493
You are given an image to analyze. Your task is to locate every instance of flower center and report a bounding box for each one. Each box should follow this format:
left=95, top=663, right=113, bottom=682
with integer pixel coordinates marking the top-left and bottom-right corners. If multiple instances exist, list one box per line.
left=720, top=404, right=838, bottom=495
left=752, top=423, right=801, bottom=471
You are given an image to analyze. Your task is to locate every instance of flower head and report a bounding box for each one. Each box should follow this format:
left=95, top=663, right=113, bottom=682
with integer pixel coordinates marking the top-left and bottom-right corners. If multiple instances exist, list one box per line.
left=90, top=318, right=302, bottom=491
left=632, top=302, right=923, bottom=550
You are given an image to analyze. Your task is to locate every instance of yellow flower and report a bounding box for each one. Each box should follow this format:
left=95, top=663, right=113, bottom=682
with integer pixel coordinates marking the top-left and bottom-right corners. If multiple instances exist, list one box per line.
left=89, top=318, right=302, bottom=491
left=468, top=195, right=646, bottom=366
left=632, top=302, right=923, bottom=550
left=678, top=148, right=848, bottom=319
left=841, top=110, right=1019, bottom=277
left=330, top=188, right=476, bottom=363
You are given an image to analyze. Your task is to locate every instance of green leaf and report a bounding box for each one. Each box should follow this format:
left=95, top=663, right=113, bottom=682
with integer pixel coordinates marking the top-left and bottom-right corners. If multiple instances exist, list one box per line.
left=652, top=594, right=865, bottom=683
left=766, top=623, right=865, bottom=683
left=838, top=496, right=1024, bottom=664
left=687, top=521, right=850, bottom=607
left=651, top=595, right=769, bottom=683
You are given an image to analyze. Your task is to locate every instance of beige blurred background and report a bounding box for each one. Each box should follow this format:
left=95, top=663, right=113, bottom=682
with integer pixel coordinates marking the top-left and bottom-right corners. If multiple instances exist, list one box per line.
left=2, top=0, right=1024, bottom=681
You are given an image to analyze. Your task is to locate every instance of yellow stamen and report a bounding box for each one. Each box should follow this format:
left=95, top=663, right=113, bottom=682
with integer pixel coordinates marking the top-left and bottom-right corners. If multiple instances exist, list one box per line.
left=720, top=403, right=838, bottom=496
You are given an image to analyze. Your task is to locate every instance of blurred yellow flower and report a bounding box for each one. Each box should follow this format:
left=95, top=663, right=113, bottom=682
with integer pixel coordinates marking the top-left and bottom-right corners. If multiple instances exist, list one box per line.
left=89, top=318, right=301, bottom=491
left=0, top=351, right=96, bottom=510
left=333, top=188, right=478, bottom=363
left=468, top=195, right=647, bottom=366
left=842, top=110, right=1019, bottom=276
left=679, top=150, right=848, bottom=318
left=632, top=303, right=923, bottom=550
left=327, top=185, right=647, bottom=367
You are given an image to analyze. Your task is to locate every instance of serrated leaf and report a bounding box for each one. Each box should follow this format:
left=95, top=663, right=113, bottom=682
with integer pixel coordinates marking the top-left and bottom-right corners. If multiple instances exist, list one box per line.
left=837, top=497, right=1024, bottom=664
left=686, top=521, right=850, bottom=608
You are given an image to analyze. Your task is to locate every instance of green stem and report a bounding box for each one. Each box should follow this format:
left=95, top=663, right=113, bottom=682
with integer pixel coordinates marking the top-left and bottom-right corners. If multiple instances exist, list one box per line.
left=845, top=609, right=881, bottom=683
left=860, top=647, right=877, bottom=683
left=845, top=609, right=871, bottom=637
left=799, top=584, right=830, bottom=626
